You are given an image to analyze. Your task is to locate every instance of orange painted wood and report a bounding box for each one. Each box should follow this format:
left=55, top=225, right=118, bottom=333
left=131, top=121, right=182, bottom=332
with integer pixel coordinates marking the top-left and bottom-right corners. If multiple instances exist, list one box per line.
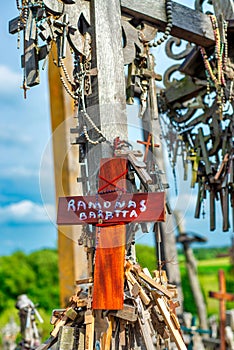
left=92, top=158, right=127, bottom=310
left=209, top=270, right=234, bottom=350
left=98, top=158, right=128, bottom=193
left=92, top=224, right=125, bottom=310
left=57, top=192, right=166, bottom=225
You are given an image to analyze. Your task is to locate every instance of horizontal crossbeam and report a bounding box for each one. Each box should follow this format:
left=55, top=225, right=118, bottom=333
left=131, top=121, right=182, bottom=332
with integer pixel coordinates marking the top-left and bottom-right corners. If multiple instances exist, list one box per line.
left=121, top=0, right=215, bottom=47
left=209, top=291, right=234, bottom=302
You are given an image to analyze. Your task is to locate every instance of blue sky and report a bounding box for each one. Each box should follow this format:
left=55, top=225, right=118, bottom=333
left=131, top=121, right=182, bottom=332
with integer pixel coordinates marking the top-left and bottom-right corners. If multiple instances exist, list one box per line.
left=0, top=2, right=57, bottom=255
left=0, top=1, right=233, bottom=256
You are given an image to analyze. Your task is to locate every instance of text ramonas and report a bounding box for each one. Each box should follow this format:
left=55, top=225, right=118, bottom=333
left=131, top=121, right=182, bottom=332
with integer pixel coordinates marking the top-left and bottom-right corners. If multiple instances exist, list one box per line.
left=67, top=199, right=147, bottom=221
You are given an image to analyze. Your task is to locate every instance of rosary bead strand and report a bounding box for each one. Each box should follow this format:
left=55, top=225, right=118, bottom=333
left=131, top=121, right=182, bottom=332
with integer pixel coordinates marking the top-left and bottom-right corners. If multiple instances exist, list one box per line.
left=149, top=0, right=173, bottom=48
left=200, top=15, right=228, bottom=118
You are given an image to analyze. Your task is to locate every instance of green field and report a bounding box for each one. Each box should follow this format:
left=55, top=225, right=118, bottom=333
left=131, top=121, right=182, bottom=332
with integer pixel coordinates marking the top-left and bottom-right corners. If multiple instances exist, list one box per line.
left=136, top=245, right=234, bottom=316
left=0, top=246, right=233, bottom=343
left=180, top=256, right=234, bottom=316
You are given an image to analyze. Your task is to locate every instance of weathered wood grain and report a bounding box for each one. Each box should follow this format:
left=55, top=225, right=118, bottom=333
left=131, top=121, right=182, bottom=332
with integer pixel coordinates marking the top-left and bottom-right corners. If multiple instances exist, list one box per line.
left=209, top=270, right=234, bottom=350
left=86, top=0, right=128, bottom=190
left=9, top=17, right=24, bottom=34
left=92, top=158, right=127, bottom=310
left=98, top=158, right=127, bottom=192
left=164, top=76, right=206, bottom=105
left=23, top=39, right=40, bottom=87
left=43, top=0, right=64, bottom=15
left=121, top=0, right=215, bottom=47
left=92, top=224, right=125, bottom=310
left=153, top=294, right=187, bottom=350
left=213, top=0, right=234, bottom=20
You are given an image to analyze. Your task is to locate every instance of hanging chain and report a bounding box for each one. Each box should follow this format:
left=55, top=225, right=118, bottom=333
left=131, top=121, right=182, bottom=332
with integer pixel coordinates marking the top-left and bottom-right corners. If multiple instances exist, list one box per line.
left=149, top=0, right=173, bottom=47
left=78, top=62, right=107, bottom=145
left=60, top=59, right=74, bottom=87
left=200, top=15, right=228, bottom=117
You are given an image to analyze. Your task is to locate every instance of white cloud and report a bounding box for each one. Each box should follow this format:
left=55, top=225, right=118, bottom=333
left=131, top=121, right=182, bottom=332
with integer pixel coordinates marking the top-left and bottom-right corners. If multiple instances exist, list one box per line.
left=0, top=200, right=56, bottom=224
left=0, top=166, right=38, bottom=178
left=0, top=65, right=21, bottom=92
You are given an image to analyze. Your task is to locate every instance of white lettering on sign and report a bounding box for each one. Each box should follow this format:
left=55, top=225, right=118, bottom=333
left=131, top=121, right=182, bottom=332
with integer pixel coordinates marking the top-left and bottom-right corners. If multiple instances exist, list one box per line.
left=140, top=200, right=146, bottom=212
left=67, top=198, right=147, bottom=221
left=122, top=210, right=129, bottom=218
left=88, top=202, right=101, bottom=210
left=129, top=210, right=138, bottom=218
left=97, top=210, right=104, bottom=219
left=115, top=210, right=121, bottom=218
left=105, top=211, right=114, bottom=220
left=80, top=212, right=87, bottom=220
left=128, top=200, right=136, bottom=208
left=77, top=201, right=86, bottom=210
left=115, top=201, right=125, bottom=208
left=103, top=201, right=111, bottom=209
left=68, top=199, right=76, bottom=211
left=76, top=209, right=140, bottom=221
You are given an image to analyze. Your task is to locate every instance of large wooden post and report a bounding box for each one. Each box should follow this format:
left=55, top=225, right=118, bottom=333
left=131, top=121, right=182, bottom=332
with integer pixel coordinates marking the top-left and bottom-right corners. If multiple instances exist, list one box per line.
left=48, top=45, right=87, bottom=306
left=86, top=0, right=128, bottom=190
left=48, top=0, right=128, bottom=306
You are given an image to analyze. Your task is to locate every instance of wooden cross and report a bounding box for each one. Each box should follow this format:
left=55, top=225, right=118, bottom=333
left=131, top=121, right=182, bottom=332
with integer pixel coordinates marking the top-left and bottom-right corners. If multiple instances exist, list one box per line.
left=58, top=157, right=166, bottom=309
left=209, top=269, right=234, bottom=350
left=10, top=0, right=234, bottom=309
left=137, top=133, right=160, bottom=162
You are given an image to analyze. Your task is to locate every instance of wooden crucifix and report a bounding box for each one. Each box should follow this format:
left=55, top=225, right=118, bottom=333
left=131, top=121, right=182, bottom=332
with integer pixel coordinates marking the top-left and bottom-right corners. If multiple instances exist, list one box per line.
left=58, top=157, right=166, bottom=310
left=209, top=270, right=234, bottom=350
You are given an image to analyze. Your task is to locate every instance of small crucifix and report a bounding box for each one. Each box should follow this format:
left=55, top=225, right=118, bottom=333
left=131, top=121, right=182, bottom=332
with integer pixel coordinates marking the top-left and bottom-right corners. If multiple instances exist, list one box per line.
left=209, top=269, right=234, bottom=350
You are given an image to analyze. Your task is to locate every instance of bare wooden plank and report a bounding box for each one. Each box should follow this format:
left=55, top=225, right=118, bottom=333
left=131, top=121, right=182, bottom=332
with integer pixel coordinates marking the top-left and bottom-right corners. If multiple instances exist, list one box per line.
left=153, top=294, right=187, bottom=350
left=9, top=16, right=24, bottom=34
left=48, top=45, right=87, bottom=307
left=92, top=224, right=125, bottom=310
left=92, top=158, right=127, bottom=310
left=86, top=0, right=128, bottom=192
left=121, top=0, right=215, bottom=47
left=23, top=39, right=40, bottom=87
left=109, top=304, right=138, bottom=322
left=164, top=76, right=206, bottom=105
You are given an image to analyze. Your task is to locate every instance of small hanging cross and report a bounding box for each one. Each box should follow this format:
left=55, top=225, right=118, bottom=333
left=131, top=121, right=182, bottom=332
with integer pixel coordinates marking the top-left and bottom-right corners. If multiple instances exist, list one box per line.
left=20, top=78, right=30, bottom=99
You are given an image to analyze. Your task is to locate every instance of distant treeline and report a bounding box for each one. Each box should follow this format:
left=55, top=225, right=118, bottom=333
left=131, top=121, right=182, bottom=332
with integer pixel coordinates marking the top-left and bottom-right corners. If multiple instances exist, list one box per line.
left=0, top=249, right=59, bottom=314
left=0, top=245, right=232, bottom=316
left=178, top=246, right=232, bottom=260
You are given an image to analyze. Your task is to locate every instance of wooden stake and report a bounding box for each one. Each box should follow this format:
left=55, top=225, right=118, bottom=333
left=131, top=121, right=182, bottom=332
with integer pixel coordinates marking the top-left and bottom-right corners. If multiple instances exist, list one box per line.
left=209, top=269, right=234, bottom=350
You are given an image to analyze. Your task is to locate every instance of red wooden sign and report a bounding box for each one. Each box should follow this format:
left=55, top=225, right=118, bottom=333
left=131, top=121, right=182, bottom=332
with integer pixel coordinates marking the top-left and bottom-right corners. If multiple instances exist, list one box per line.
left=57, top=191, right=166, bottom=225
